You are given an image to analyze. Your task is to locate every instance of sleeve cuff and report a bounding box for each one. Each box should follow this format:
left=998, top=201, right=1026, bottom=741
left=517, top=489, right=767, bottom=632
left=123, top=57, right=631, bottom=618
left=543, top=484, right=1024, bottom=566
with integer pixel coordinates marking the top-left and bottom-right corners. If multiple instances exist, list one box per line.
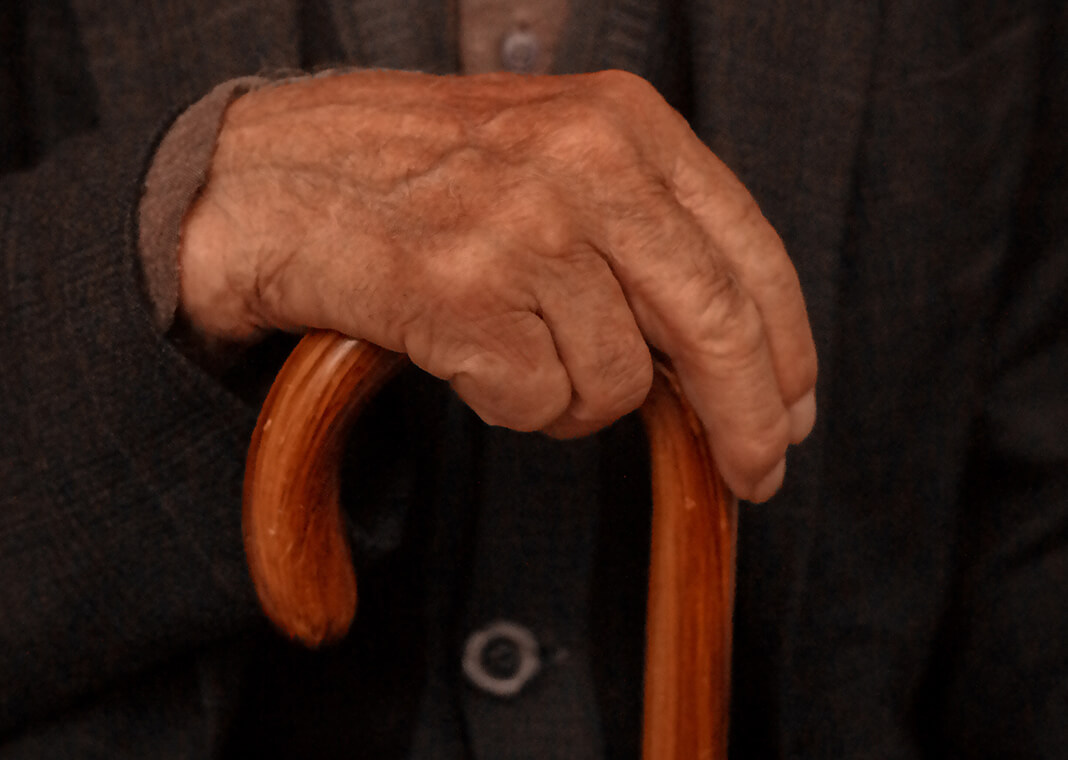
left=138, top=76, right=270, bottom=332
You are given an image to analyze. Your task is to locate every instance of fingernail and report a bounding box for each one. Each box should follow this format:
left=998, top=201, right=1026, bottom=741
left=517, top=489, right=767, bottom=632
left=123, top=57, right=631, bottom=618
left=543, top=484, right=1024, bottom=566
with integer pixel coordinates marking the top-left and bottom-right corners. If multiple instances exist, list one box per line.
left=751, top=457, right=786, bottom=503
left=787, top=390, right=817, bottom=443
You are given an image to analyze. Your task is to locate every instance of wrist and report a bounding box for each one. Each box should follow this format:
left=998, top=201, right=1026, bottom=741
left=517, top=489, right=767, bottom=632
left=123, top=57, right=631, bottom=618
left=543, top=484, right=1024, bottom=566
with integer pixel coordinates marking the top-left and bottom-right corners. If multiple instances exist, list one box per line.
left=177, top=185, right=271, bottom=345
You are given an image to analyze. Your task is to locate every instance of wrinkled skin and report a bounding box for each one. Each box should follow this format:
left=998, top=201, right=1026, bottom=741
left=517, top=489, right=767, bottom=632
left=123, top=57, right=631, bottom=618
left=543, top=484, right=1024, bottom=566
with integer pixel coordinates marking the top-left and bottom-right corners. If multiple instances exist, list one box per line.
left=179, top=69, right=817, bottom=502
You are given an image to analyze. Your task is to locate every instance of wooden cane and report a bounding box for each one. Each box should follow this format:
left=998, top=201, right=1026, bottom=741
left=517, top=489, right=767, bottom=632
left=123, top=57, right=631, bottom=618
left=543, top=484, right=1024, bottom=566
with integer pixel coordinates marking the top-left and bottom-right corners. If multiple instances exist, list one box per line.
left=243, top=329, right=736, bottom=759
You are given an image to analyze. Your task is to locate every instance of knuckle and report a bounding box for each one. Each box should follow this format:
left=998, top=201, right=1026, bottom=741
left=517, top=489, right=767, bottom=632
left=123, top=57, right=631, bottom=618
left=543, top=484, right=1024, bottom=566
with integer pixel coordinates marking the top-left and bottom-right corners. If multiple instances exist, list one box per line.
left=576, top=336, right=653, bottom=422
left=599, top=180, right=676, bottom=253
left=589, top=70, right=680, bottom=139
left=593, top=69, right=659, bottom=104
left=429, top=240, right=531, bottom=317
left=448, top=316, right=572, bottom=432
left=497, top=182, right=574, bottom=252
left=719, top=197, right=786, bottom=267
left=545, top=103, right=629, bottom=165
left=432, top=251, right=495, bottom=312
left=487, top=365, right=572, bottom=431
left=730, top=193, right=765, bottom=230
left=686, top=271, right=765, bottom=366
left=711, top=187, right=767, bottom=234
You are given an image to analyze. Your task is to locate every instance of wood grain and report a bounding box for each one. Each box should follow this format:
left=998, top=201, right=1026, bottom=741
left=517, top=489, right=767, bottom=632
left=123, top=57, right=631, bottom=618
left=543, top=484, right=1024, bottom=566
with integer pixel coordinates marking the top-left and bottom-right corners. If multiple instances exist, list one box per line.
left=243, top=331, right=407, bottom=646
left=641, top=364, right=736, bottom=760
left=243, top=330, right=735, bottom=758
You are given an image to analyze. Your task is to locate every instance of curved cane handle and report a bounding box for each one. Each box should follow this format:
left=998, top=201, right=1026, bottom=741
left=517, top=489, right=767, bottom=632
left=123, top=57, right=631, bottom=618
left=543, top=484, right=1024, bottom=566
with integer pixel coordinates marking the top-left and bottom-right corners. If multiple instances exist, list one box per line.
left=242, top=332, right=407, bottom=645
left=244, top=329, right=736, bottom=759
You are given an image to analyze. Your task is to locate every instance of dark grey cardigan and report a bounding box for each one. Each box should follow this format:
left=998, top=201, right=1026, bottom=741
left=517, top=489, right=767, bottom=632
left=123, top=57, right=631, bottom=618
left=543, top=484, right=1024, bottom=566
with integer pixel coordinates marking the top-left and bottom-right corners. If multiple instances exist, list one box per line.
left=1, top=1, right=1065, bottom=757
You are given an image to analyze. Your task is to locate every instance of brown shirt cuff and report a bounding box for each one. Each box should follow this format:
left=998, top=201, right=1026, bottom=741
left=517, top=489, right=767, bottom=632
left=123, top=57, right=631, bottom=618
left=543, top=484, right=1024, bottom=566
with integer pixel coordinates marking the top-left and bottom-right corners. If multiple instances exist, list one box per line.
left=138, top=76, right=269, bottom=332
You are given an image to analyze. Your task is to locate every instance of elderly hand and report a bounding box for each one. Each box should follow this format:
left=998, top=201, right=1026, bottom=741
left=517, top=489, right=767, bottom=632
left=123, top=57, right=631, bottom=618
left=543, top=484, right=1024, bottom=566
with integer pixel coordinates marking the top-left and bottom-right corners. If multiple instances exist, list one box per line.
left=179, top=69, right=817, bottom=502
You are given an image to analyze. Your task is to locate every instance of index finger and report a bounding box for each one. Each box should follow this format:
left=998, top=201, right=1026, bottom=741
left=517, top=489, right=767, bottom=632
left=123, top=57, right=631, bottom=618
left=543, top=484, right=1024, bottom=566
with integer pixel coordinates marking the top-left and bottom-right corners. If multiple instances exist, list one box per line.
left=580, top=73, right=817, bottom=498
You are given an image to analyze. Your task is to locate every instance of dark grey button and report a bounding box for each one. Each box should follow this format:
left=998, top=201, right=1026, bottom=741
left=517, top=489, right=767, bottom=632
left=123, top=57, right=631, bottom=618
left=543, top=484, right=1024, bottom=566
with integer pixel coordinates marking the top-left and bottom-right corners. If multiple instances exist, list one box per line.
left=500, top=28, right=540, bottom=74
left=462, top=620, right=541, bottom=698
